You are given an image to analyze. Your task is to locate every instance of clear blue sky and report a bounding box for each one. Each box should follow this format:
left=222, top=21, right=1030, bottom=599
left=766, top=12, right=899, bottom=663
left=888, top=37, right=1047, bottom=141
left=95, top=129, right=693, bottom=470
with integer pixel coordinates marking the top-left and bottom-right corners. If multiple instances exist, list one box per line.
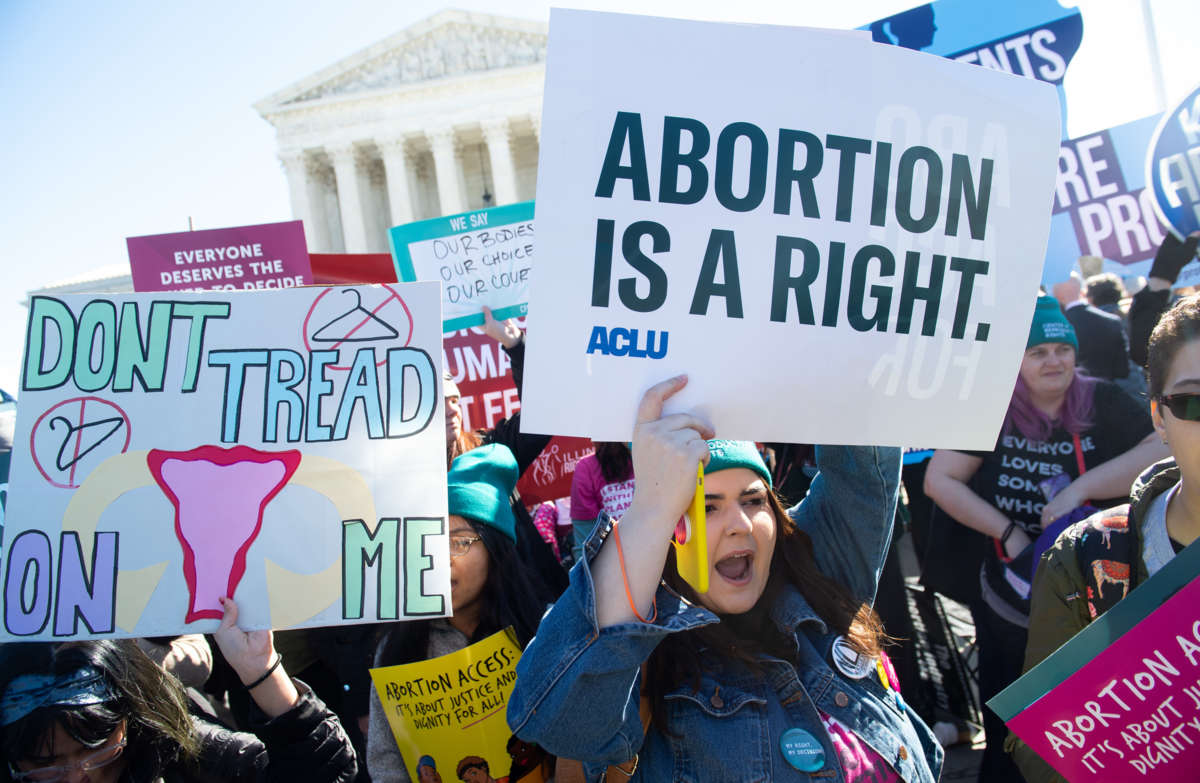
left=1, top=0, right=1196, bottom=395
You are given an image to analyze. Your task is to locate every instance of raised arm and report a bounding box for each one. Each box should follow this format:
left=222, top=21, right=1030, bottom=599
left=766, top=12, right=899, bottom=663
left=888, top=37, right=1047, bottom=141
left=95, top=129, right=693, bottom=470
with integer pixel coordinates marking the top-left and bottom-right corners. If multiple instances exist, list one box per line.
left=211, top=597, right=358, bottom=782
left=508, top=376, right=714, bottom=764
left=214, top=596, right=299, bottom=718
left=787, top=444, right=901, bottom=604
left=591, top=375, right=712, bottom=627
left=480, top=306, right=551, bottom=474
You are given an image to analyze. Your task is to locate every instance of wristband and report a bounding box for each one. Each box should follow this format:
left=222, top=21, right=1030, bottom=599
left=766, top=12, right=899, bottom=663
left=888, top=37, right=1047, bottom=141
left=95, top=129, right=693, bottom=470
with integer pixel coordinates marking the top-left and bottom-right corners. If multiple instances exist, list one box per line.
left=999, top=521, right=1018, bottom=548
left=244, top=654, right=283, bottom=691
left=612, top=522, right=657, bottom=624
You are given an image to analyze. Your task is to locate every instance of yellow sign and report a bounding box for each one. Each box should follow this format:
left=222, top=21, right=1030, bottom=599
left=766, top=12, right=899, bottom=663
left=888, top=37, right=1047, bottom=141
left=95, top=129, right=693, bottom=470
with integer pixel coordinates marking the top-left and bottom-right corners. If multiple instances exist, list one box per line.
left=370, top=628, right=540, bottom=783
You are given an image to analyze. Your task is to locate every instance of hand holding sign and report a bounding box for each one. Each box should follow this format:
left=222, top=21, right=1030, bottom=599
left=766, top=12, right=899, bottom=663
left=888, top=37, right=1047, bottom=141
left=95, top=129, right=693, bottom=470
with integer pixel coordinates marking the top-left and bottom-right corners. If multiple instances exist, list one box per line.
left=594, top=377, right=712, bottom=628
left=629, top=376, right=713, bottom=527
left=214, top=596, right=299, bottom=718
left=481, top=306, right=521, bottom=349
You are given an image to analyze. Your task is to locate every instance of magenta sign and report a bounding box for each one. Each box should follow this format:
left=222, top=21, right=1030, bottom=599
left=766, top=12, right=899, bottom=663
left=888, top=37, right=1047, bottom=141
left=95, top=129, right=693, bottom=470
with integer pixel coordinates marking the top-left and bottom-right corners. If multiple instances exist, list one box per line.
left=127, top=220, right=312, bottom=292
left=1006, top=574, right=1200, bottom=781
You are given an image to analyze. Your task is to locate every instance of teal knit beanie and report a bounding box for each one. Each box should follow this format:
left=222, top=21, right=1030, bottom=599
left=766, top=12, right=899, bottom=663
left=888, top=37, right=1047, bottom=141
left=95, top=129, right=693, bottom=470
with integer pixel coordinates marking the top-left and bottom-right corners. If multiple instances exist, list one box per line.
left=447, top=444, right=518, bottom=541
left=1027, top=295, right=1078, bottom=352
left=703, top=440, right=772, bottom=488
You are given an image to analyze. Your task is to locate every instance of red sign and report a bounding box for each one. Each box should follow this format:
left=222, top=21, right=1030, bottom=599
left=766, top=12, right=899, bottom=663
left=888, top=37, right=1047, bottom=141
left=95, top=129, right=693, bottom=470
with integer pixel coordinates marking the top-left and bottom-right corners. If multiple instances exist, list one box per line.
left=517, top=435, right=593, bottom=507
left=309, top=253, right=396, bottom=285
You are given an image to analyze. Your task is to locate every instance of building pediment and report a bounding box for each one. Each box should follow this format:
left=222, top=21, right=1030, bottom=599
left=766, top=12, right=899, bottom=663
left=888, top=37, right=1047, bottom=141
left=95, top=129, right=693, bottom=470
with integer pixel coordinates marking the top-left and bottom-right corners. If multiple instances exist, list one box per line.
left=257, top=10, right=546, bottom=113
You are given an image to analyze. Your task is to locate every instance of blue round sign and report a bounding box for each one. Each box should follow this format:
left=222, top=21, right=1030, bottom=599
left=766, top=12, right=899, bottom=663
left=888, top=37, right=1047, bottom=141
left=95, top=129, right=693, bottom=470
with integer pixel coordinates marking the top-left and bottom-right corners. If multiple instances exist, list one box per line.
left=779, top=728, right=825, bottom=772
left=1147, top=82, right=1200, bottom=238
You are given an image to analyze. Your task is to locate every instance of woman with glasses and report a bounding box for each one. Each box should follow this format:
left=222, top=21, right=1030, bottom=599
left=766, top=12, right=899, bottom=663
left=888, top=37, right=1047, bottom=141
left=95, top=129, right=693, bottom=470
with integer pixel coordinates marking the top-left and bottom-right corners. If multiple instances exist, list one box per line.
left=924, top=294, right=1167, bottom=783
left=447, top=307, right=567, bottom=601
left=1012, top=294, right=1200, bottom=781
left=367, top=444, right=552, bottom=782
left=0, top=598, right=357, bottom=782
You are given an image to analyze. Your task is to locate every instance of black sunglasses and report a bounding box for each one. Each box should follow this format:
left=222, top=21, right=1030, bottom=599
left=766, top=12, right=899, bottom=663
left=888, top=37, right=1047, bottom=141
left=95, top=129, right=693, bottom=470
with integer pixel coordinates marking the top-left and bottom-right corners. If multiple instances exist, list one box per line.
left=1158, top=393, right=1200, bottom=421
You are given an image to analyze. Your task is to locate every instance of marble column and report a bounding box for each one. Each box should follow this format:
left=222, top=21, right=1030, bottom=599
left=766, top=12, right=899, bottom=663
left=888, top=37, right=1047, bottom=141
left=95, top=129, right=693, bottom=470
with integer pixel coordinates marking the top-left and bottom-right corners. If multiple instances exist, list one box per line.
left=428, top=128, right=466, bottom=216
left=279, top=149, right=331, bottom=251
left=279, top=150, right=313, bottom=244
left=328, top=142, right=370, bottom=253
left=481, top=119, right=519, bottom=206
left=378, top=137, right=416, bottom=226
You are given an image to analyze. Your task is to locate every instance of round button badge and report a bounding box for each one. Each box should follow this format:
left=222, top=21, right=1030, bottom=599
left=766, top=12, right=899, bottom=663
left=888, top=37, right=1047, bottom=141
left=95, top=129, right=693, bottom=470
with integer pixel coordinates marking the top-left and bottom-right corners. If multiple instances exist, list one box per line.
left=831, top=635, right=875, bottom=680
left=779, top=728, right=825, bottom=772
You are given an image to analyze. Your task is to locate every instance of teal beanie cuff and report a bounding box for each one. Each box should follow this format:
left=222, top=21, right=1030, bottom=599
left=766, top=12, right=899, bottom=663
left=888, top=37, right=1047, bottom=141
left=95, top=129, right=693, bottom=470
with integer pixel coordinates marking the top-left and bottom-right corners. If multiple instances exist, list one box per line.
left=703, top=440, right=772, bottom=488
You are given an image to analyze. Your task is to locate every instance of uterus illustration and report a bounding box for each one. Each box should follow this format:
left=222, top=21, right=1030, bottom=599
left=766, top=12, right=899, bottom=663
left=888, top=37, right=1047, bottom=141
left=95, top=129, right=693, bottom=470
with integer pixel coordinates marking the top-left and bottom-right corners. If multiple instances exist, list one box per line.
left=146, top=445, right=301, bottom=623
left=57, top=440, right=375, bottom=633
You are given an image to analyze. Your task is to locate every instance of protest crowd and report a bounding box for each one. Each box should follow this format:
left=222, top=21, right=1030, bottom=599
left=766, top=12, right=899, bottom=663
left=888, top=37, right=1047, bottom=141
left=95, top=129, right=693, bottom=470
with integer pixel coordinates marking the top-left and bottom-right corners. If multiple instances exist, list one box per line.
left=4, top=6, right=1200, bottom=783
left=4, top=228, right=1200, bottom=782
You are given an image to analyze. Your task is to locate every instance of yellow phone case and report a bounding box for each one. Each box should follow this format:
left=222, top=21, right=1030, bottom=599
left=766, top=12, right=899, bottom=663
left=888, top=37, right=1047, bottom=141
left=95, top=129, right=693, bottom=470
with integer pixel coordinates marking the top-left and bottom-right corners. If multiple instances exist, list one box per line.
left=671, top=462, right=708, bottom=594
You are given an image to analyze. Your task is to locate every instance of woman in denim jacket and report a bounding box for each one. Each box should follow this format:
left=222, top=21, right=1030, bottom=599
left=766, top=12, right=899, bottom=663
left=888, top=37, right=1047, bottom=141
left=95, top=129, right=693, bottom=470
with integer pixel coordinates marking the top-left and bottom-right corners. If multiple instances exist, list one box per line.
left=508, top=377, right=942, bottom=782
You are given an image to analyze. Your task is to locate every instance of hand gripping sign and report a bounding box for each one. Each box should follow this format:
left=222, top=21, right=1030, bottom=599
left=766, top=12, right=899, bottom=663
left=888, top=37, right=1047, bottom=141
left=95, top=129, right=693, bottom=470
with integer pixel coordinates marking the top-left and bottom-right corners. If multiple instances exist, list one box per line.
left=2, top=283, right=449, bottom=640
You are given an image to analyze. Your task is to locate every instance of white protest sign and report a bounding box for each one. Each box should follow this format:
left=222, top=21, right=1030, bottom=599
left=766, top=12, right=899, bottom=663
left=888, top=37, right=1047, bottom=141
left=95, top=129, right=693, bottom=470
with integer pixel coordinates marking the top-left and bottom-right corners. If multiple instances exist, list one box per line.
left=521, top=10, right=1061, bottom=448
left=391, top=202, right=535, bottom=332
left=2, top=283, right=449, bottom=641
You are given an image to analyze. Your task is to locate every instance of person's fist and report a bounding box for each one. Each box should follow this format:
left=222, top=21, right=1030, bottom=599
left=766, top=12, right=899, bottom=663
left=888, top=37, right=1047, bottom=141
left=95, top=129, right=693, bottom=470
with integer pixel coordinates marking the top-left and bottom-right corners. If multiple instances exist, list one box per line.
left=1149, top=232, right=1200, bottom=284
left=626, top=376, right=714, bottom=526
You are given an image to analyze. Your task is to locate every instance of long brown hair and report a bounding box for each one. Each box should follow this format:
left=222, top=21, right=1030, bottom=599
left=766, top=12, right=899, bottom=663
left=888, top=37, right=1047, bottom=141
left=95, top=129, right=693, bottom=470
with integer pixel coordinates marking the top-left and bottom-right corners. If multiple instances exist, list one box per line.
left=447, top=428, right=484, bottom=467
left=644, top=490, right=886, bottom=732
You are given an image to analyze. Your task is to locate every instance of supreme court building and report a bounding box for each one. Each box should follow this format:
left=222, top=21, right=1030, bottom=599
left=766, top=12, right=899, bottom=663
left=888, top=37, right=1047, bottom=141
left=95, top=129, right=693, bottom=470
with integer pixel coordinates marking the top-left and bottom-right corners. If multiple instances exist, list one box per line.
left=255, top=9, right=547, bottom=254
left=32, top=9, right=547, bottom=298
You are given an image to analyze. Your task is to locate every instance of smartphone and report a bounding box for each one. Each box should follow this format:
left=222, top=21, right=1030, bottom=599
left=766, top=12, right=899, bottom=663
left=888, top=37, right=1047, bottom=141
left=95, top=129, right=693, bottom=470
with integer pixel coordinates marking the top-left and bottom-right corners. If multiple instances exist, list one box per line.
left=671, top=462, right=709, bottom=594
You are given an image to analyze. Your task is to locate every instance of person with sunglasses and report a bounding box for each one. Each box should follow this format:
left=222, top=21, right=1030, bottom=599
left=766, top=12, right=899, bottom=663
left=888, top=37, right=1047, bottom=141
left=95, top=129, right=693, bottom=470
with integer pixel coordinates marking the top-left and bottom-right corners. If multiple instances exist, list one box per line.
left=924, top=294, right=1167, bottom=783
left=0, top=598, right=357, bottom=783
left=366, top=444, right=553, bottom=782
left=1011, top=294, right=1200, bottom=781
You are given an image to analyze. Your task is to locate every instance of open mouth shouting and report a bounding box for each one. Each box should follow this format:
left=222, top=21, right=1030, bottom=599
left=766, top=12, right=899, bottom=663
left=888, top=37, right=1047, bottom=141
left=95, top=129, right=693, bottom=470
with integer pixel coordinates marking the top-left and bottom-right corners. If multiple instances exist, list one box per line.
left=714, top=550, right=755, bottom=586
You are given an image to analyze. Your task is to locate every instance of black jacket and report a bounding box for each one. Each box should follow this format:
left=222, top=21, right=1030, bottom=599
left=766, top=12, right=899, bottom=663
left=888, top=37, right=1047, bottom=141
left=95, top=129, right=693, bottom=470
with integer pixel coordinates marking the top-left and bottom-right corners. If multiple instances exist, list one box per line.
left=481, top=339, right=567, bottom=599
left=1064, top=302, right=1130, bottom=379
left=1129, top=286, right=1172, bottom=368
left=158, top=680, right=357, bottom=783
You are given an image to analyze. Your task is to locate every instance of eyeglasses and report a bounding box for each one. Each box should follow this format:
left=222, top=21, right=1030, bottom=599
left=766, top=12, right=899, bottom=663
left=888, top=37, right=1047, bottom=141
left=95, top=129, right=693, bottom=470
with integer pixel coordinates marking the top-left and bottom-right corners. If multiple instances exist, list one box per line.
left=449, top=535, right=482, bottom=558
left=1158, top=393, right=1200, bottom=422
left=9, top=735, right=127, bottom=782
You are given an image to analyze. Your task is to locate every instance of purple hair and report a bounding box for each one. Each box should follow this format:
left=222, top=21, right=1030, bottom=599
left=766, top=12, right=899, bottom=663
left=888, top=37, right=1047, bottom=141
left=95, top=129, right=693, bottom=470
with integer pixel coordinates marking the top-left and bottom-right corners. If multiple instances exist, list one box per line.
left=1003, top=370, right=1097, bottom=441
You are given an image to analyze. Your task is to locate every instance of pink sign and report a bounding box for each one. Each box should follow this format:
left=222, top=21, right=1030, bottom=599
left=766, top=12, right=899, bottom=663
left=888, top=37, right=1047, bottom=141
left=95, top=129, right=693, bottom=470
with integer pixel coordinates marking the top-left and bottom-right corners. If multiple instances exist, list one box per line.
left=127, top=220, right=312, bottom=292
left=1007, top=576, right=1200, bottom=781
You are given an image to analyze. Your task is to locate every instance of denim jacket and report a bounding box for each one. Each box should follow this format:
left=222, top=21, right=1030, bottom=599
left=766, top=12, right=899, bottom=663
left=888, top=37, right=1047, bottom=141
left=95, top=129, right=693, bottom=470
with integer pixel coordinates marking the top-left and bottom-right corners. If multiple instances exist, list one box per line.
left=508, top=445, right=942, bottom=782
